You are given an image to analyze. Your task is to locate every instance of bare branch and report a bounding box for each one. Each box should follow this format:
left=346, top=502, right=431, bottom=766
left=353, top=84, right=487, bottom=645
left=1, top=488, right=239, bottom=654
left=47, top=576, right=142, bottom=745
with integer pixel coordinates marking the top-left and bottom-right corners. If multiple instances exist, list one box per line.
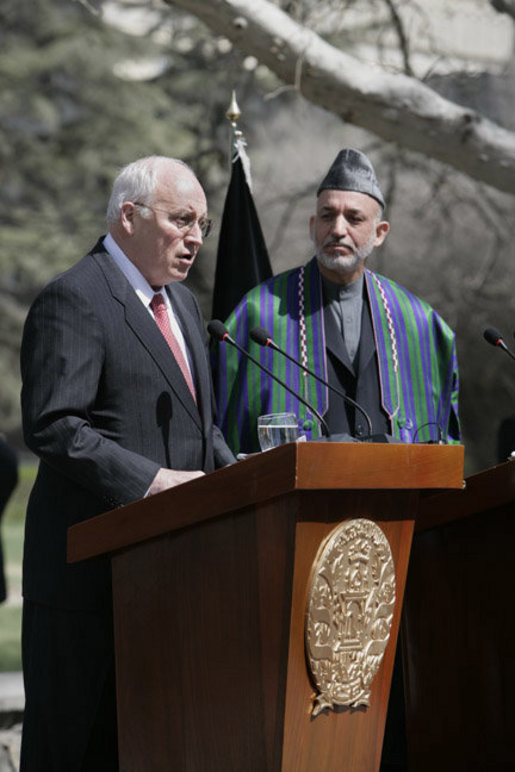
left=166, top=0, right=515, bottom=194
left=490, top=0, right=515, bottom=22
left=383, top=0, right=414, bottom=76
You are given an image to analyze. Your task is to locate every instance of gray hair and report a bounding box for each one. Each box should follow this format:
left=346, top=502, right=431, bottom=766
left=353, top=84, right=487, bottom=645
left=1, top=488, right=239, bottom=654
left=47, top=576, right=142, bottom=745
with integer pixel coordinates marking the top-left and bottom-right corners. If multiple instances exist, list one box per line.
left=106, top=156, right=192, bottom=222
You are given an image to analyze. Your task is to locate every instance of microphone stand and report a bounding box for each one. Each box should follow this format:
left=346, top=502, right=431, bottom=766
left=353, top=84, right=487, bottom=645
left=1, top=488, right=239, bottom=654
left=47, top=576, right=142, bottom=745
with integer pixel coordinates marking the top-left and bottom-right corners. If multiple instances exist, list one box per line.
left=209, top=321, right=331, bottom=439
left=249, top=326, right=374, bottom=439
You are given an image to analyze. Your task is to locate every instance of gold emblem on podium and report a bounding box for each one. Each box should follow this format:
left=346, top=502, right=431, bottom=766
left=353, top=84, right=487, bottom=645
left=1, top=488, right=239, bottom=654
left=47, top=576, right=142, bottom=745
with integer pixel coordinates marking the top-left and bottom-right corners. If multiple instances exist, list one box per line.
left=305, top=519, right=396, bottom=716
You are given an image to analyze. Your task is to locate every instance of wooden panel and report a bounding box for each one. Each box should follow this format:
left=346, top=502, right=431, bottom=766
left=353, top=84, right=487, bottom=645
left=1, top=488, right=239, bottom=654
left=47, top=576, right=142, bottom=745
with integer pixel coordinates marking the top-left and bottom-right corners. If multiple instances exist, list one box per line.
left=403, top=499, right=515, bottom=771
left=113, top=500, right=297, bottom=771
left=295, top=442, right=464, bottom=491
left=114, top=508, right=265, bottom=770
left=281, top=491, right=417, bottom=772
left=254, top=499, right=297, bottom=771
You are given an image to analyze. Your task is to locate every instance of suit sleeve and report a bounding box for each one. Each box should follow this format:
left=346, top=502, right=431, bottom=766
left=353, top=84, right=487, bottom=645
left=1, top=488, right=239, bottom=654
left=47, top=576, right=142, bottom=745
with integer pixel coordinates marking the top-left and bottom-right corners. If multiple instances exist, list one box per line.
left=212, top=424, right=237, bottom=467
left=21, top=279, right=159, bottom=508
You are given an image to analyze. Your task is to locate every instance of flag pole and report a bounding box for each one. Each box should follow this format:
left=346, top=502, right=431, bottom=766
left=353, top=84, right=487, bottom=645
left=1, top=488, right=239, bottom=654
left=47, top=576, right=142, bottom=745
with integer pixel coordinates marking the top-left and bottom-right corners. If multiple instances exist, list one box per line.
left=210, top=91, right=272, bottom=322
left=225, top=90, right=242, bottom=163
left=224, top=90, right=253, bottom=189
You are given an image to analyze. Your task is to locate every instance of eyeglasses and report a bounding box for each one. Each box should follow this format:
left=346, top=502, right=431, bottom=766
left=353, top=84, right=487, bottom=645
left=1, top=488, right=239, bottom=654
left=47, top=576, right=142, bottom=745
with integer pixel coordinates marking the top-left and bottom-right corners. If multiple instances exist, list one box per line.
left=133, top=202, right=213, bottom=238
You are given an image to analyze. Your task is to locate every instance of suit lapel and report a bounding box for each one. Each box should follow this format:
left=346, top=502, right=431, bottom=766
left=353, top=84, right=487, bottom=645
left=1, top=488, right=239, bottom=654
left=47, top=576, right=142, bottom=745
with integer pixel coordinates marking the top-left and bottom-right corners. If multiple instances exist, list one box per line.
left=357, top=297, right=376, bottom=374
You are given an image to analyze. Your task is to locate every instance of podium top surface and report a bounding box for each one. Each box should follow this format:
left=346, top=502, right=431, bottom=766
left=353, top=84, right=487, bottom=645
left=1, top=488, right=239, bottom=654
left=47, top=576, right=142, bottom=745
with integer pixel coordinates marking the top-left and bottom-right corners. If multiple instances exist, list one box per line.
left=67, top=441, right=464, bottom=564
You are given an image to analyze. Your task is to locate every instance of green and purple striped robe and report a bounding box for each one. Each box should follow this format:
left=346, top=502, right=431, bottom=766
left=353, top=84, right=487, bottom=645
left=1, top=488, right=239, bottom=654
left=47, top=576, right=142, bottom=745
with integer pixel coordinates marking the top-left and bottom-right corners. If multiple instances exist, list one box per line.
left=212, top=257, right=460, bottom=454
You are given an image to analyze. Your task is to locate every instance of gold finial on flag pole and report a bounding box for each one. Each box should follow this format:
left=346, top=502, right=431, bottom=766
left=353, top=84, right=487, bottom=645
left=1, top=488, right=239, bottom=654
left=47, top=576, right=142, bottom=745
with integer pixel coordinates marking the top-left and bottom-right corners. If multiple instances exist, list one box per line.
left=225, top=90, right=253, bottom=187
left=225, top=90, right=244, bottom=164
left=226, top=90, right=241, bottom=128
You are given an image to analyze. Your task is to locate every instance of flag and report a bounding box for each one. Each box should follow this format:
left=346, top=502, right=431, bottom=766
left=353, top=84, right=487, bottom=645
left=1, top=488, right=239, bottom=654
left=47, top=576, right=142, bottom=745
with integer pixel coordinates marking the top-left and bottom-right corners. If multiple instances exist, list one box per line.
left=211, top=138, right=273, bottom=322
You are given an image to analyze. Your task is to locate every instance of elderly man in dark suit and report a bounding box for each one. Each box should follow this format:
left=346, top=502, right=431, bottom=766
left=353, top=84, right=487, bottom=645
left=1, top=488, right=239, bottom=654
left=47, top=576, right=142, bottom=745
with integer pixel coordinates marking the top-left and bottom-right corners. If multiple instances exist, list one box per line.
left=20, top=156, right=235, bottom=771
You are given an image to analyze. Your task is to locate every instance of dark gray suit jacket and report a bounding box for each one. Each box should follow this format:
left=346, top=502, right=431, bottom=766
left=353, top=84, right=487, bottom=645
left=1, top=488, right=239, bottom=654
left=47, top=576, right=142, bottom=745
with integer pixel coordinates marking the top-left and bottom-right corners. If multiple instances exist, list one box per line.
left=21, top=239, right=234, bottom=611
left=324, top=292, right=389, bottom=438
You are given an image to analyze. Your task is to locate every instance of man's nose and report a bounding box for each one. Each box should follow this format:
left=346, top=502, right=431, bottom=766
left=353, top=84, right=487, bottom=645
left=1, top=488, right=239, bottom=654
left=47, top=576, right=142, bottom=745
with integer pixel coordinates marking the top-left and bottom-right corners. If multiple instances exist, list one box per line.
left=185, top=220, right=204, bottom=245
left=331, top=214, right=349, bottom=236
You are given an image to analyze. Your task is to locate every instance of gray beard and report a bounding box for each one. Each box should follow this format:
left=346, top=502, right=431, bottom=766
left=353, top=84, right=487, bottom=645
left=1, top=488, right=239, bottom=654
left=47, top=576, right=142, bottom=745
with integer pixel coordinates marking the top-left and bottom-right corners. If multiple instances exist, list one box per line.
left=316, top=250, right=366, bottom=276
left=315, top=233, right=375, bottom=277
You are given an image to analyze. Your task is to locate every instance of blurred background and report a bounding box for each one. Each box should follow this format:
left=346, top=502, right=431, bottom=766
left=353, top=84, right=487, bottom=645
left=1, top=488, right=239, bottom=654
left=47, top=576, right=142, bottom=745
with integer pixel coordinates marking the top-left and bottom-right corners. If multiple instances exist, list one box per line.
left=1, top=0, right=515, bottom=672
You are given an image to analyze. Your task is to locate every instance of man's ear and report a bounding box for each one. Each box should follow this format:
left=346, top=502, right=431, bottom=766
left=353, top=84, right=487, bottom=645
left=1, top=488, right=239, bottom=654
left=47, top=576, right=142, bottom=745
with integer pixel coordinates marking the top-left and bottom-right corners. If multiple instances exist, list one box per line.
left=120, top=202, right=137, bottom=235
left=374, top=220, right=390, bottom=247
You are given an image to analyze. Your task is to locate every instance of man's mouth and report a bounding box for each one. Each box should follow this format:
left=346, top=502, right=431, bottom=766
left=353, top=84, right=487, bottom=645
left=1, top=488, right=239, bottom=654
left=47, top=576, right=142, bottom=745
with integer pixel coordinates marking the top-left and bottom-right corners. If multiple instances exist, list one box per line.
left=325, top=241, right=354, bottom=256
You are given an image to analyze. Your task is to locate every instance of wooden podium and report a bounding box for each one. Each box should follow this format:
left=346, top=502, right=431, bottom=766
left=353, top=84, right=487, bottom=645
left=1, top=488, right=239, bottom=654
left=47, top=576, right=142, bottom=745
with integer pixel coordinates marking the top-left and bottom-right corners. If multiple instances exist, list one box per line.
left=68, top=442, right=463, bottom=772
left=402, top=459, right=515, bottom=771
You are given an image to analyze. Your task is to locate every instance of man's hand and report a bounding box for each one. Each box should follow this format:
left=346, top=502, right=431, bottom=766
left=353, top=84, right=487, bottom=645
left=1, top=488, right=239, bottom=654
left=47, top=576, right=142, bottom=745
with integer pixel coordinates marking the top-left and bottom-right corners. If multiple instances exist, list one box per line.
left=148, top=467, right=205, bottom=496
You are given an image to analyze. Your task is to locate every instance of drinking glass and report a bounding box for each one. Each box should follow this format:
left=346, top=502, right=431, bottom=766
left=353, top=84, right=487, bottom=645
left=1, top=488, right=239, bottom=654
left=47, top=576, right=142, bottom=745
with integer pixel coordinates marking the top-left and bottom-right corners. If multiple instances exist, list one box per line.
left=257, top=413, right=299, bottom=451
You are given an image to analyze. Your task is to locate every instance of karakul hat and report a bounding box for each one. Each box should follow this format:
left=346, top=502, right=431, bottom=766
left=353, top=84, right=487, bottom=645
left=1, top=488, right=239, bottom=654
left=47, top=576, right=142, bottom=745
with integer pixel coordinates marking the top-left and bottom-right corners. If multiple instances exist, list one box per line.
left=317, top=148, right=385, bottom=209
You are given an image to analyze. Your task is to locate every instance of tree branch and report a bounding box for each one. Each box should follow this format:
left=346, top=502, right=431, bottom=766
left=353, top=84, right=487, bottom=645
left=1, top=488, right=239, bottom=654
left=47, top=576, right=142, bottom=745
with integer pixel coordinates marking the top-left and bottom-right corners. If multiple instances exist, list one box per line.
left=490, top=0, right=515, bottom=22
left=167, top=0, right=515, bottom=194
left=383, top=0, right=414, bottom=77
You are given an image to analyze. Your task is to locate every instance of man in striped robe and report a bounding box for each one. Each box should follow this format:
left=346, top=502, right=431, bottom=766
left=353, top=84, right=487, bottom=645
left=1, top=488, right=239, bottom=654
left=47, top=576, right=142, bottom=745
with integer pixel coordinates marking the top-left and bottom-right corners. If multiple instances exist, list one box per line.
left=212, top=148, right=460, bottom=455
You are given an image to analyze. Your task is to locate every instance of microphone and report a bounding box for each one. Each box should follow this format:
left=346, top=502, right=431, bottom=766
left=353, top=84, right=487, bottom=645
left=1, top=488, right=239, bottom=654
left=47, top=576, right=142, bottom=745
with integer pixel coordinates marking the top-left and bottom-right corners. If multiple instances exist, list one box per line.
left=208, top=320, right=330, bottom=439
left=483, top=327, right=515, bottom=362
left=249, top=326, right=374, bottom=439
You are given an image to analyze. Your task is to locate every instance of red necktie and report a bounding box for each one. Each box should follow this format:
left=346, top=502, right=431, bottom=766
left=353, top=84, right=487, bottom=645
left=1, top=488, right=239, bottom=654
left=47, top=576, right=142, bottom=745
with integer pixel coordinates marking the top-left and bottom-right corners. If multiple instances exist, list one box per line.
left=150, top=293, right=197, bottom=404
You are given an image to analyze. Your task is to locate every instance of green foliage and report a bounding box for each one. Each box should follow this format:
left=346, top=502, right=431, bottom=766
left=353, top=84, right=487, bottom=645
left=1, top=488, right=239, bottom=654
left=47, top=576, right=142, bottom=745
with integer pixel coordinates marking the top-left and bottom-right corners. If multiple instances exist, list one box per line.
left=0, top=463, right=36, bottom=672
left=3, top=463, right=37, bottom=525
left=0, top=605, right=22, bottom=671
left=1, top=0, right=288, bottom=447
left=0, top=0, right=260, bottom=440
left=0, top=0, right=161, bottom=435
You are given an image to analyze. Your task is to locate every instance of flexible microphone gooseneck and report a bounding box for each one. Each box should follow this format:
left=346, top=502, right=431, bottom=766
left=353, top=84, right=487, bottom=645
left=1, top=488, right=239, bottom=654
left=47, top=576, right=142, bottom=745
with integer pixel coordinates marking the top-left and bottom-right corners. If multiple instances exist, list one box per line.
left=208, top=320, right=330, bottom=439
left=484, top=327, right=515, bottom=362
left=249, top=326, right=374, bottom=439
